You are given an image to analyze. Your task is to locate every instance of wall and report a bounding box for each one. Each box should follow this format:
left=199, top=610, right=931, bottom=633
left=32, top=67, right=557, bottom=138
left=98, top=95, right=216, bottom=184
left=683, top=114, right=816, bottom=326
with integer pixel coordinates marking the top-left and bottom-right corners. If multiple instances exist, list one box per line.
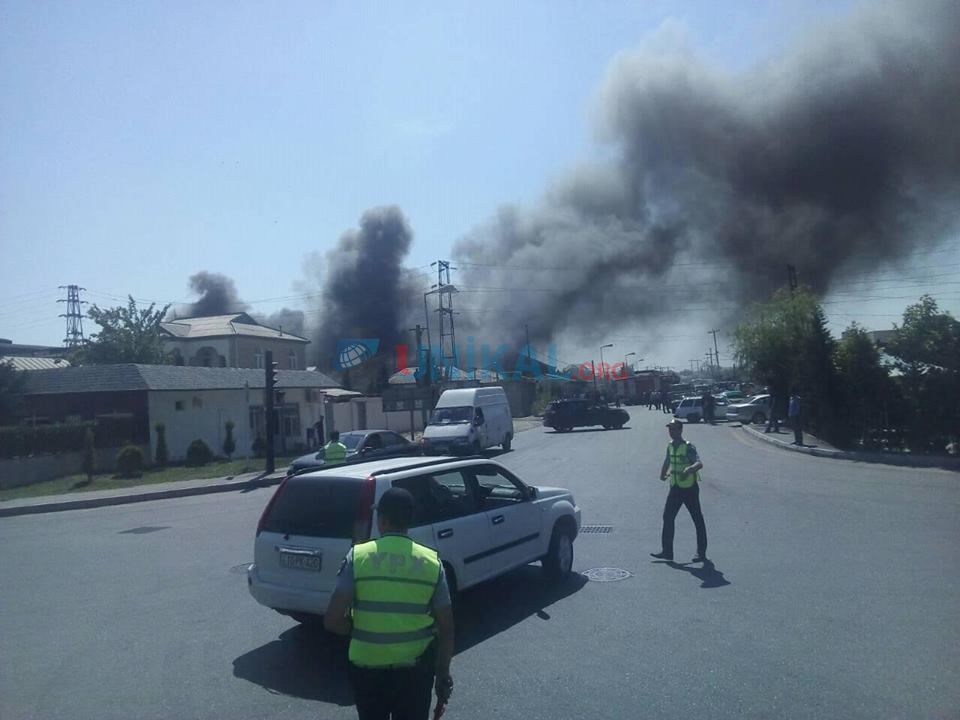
left=323, top=397, right=425, bottom=437
left=234, top=336, right=307, bottom=370
left=0, top=444, right=150, bottom=489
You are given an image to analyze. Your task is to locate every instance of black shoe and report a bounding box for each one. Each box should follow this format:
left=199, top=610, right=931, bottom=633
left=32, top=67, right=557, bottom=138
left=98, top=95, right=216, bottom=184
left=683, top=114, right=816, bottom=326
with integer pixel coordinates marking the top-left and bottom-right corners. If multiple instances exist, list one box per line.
left=650, top=552, right=673, bottom=561
left=691, top=554, right=707, bottom=563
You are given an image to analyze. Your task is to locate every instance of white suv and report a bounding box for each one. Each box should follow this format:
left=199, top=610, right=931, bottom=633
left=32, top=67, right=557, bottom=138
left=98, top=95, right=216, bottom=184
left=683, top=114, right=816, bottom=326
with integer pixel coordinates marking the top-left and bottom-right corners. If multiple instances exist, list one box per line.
left=248, top=456, right=582, bottom=623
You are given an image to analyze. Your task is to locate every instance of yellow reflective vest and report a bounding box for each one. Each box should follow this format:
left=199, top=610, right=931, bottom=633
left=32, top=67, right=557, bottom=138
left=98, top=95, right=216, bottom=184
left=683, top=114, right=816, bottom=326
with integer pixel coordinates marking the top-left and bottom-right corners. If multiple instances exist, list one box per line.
left=667, top=441, right=700, bottom=488
left=323, top=440, right=348, bottom=465
left=349, top=535, right=441, bottom=668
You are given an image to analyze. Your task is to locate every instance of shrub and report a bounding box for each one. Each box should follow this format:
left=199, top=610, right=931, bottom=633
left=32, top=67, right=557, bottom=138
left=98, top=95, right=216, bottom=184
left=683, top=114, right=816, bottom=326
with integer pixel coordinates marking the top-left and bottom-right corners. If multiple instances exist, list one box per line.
left=251, top=434, right=265, bottom=458
left=81, top=427, right=96, bottom=481
left=223, top=420, right=236, bottom=459
left=115, top=445, right=145, bottom=478
left=154, top=423, right=168, bottom=467
left=186, top=438, right=213, bottom=467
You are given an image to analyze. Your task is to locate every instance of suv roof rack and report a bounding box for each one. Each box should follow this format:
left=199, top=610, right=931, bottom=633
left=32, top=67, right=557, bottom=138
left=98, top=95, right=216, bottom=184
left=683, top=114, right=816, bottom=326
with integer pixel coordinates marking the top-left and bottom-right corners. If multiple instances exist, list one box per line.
left=368, top=455, right=489, bottom=478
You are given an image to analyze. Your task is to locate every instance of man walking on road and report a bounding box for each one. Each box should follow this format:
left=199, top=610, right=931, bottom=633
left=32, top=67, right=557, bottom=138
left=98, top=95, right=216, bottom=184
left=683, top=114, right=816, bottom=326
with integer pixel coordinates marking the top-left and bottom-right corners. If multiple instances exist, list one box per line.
left=325, top=488, right=455, bottom=720
left=651, top=419, right=708, bottom=563
left=789, top=391, right=803, bottom=446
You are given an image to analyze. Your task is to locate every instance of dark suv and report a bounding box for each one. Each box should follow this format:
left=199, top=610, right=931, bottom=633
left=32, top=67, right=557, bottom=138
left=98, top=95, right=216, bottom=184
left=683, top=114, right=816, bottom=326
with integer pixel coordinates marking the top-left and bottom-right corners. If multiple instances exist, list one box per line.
left=542, top=399, right=629, bottom=432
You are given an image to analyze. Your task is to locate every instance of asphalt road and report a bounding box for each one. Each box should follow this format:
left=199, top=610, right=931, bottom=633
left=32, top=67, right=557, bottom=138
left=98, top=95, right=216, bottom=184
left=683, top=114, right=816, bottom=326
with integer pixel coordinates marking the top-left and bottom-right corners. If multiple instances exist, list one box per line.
left=1, top=409, right=957, bottom=720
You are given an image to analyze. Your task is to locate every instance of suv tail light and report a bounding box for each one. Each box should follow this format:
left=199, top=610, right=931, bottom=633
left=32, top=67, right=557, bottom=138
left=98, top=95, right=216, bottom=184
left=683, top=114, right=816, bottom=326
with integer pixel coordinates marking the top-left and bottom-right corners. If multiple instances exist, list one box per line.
left=256, top=477, right=289, bottom=536
left=352, top=475, right=376, bottom=545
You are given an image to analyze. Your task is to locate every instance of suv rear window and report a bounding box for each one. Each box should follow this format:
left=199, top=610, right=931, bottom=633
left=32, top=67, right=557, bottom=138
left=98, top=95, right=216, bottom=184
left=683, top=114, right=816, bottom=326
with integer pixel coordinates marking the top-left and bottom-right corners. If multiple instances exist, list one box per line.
left=259, top=475, right=362, bottom=538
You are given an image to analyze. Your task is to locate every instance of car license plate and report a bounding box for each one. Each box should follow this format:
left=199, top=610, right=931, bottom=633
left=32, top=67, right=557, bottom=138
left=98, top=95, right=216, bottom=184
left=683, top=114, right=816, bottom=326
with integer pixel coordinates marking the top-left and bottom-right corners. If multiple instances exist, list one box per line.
left=279, top=552, right=322, bottom=572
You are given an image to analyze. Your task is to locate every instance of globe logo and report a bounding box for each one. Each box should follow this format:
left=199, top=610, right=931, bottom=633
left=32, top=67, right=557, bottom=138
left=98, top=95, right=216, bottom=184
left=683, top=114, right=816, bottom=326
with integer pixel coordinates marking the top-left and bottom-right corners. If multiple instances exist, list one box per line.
left=334, top=338, right=380, bottom=369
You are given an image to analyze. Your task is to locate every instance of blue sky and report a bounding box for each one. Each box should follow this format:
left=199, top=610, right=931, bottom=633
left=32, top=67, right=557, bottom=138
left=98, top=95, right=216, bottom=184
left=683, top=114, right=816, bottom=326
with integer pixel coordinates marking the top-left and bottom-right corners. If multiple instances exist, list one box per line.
left=1, top=0, right=956, bottom=367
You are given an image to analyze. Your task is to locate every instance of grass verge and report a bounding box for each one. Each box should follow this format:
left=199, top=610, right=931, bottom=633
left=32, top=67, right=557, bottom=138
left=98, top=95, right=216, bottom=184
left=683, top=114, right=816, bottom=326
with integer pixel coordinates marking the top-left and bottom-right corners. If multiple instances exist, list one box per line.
left=0, top=454, right=300, bottom=503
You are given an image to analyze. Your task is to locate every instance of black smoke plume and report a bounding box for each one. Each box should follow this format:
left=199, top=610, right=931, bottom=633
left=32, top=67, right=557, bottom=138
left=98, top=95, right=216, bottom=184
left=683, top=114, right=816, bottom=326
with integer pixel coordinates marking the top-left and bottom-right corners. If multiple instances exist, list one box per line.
left=313, top=206, right=418, bottom=368
left=185, top=272, right=249, bottom=317
left=257, top=308, right=306, bottom=338
left=454, top=0, right=960, bottom=346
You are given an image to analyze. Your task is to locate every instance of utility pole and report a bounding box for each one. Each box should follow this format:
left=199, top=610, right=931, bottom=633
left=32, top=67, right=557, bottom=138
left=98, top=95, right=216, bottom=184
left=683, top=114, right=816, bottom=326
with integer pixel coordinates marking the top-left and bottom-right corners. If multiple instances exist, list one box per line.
left=787, top=265, right=798, bottom=294
left=709, top=329, right=720, bottom=370
left=264, top=350, right=278, bottom=474
left=58, top=285, right=87, bottom=348
left=433, top=260, right=458, bottom=372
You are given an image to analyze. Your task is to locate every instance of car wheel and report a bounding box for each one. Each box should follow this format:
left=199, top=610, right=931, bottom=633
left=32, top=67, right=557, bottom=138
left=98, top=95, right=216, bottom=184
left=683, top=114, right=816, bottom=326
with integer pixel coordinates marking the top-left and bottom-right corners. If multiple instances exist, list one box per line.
left=688, top=414, right=701, bottom=424
left=289, top=611, right=325, bottom=627
left=602, top=424, right=611, bottom=430
left=751, top=412, right=766, bottom=424
left=470, top=440, right=482, bottom=455
left=614, top=422, right=625, bottom=429
left=502, top=434, right=512, bottom=451
left=543, top=523, right=575, bottom=581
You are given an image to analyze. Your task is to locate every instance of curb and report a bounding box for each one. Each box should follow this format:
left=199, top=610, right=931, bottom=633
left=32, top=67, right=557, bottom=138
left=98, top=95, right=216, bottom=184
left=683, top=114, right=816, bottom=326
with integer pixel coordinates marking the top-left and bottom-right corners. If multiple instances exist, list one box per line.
left=741, top=425, right=960, bottom=472
left=0, top=473, right=286, bottom=519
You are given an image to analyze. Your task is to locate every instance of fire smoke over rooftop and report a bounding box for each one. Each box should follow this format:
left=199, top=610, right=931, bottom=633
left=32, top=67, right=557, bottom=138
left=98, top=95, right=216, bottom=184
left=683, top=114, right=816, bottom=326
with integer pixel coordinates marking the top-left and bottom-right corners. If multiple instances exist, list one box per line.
left=453, top=0, right=960, bottom=347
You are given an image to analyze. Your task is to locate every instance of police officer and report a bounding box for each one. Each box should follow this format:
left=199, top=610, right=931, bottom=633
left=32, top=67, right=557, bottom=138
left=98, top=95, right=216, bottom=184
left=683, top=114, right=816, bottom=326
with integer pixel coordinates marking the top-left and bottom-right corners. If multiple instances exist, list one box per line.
left=324, top=430, right=348, bottom=466
left=325, top=488, right=455, bottom=720
left=651, top=419, right=708, bottom=563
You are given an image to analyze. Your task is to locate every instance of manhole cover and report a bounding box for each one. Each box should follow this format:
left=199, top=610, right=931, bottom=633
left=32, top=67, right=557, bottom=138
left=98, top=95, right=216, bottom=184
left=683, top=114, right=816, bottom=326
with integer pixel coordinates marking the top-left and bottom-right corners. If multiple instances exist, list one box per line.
left=118, top=526, right=170, bottom=535
left=229, top=563, right=253, bottom=575
left=580, top=525, right=613, bottom=534
left=582, top=567, right=633, bottom=582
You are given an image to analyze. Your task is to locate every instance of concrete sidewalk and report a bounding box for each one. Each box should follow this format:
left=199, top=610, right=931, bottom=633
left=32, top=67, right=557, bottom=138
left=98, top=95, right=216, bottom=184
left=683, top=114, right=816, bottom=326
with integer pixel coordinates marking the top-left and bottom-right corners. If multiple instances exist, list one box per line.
left=0, top=416, right=547, bottom=519
left=740, top=422, right=960, bottom=472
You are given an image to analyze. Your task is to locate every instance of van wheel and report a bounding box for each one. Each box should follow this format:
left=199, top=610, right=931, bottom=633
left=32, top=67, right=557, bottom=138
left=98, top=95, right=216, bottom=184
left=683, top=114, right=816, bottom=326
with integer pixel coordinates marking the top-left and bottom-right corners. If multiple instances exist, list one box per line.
left=751, top=412, right=766, bottom=425
left=470, top=440, right=481, bottom=455
left=688, top=414, right=701, bottom=424
left=543, top=524, right=575, bottom=581
left=502, top=434, right=512, bottom=451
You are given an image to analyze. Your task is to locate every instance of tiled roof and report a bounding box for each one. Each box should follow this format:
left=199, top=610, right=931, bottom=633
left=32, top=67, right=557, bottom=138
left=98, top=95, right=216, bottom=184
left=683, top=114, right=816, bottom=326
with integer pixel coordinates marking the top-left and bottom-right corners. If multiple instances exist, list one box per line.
left=3, top=356, right=72, bottom=371
left=160, top=313, right=309, bottom=342
left=20, top=364, right=340, bottom=395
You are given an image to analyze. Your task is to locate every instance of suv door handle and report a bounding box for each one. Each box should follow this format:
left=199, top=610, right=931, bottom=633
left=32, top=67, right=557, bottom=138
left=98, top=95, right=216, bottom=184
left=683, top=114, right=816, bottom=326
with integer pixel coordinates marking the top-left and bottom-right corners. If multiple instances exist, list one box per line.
left=491, top=515, right=505, bottom=525
left=437, top=528, right=454, bottom=539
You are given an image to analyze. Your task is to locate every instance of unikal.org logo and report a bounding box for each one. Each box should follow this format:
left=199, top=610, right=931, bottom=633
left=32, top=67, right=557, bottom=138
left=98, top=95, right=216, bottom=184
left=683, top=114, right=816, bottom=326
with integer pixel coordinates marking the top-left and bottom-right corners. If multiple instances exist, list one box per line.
left=334, top=338, right=380, bottom=370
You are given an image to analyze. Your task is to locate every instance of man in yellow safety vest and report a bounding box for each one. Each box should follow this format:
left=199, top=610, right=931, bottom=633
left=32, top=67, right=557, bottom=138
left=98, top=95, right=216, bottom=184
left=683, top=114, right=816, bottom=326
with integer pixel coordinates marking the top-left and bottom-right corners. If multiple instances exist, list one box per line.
left=325, top=487, right=455, bottom=719
left=651, top=418, right=708, bottom=563
left=323, top=430, right=348, bottom=466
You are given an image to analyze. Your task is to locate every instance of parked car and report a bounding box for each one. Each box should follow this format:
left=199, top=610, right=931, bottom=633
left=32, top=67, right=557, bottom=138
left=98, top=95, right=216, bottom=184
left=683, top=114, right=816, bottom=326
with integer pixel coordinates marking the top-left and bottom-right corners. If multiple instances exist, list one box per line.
left=673, top=396, right=727, bottom=423
left=542, top=399, right=629, bottom=431
left=720, top=390, right=746, bottom=402
left=422, top=386, right=514, bottom=455
left=285, top=429, right=421, bottom=476
left=726, top=394, right=773, bottom=424
left=248, top=455, right=582, bottom=624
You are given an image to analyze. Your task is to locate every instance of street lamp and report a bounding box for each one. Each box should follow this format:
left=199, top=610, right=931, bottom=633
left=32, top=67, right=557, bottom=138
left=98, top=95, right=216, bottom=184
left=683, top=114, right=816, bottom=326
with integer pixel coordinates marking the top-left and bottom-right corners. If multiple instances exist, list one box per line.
left=599, top=343, right=613, bottom=383
left=624, top=351, right=636, bottom=375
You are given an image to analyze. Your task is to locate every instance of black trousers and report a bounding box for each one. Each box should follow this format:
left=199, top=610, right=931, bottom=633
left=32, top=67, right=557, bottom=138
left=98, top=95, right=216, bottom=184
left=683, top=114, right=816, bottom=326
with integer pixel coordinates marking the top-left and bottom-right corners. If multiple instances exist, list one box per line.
left=348, top=643, right=435, bottom=720
left=791, top=417, right=802, bottom=445
left=661, top=483, right=707, bottom=557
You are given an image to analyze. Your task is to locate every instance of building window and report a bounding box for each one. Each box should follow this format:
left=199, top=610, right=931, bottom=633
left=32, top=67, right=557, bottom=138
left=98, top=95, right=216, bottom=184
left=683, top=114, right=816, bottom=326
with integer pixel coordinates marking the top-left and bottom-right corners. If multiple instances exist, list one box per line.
left=288, top=351, right=298, bottom=370
left=254, top=349, right=264, bottom=369
left=192, top=396, right=203, bottom=409
left=175, top=401, right=185, bottom=411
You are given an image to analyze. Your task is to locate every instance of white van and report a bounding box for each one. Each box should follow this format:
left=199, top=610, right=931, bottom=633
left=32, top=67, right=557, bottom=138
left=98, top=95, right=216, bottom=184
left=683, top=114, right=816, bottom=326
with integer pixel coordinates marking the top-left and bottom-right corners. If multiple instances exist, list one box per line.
left=422, top=387, right=514, bottom=455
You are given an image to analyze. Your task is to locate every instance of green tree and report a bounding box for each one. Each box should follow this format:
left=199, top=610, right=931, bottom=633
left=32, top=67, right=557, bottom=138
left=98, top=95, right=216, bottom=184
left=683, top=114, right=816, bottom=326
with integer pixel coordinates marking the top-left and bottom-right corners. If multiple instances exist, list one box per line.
left=223, top=420, right=236, bottom=459
left=886, top=296, right=960, bottom=452
left=733, top=288, right=847, bottom=445
left=835, top=323, right=895, bottom=447
left=73, top=296, right=172, bottom=365
left=0, top=362, right=25, bottom=425
left=154, top=422, right=169, bottom=467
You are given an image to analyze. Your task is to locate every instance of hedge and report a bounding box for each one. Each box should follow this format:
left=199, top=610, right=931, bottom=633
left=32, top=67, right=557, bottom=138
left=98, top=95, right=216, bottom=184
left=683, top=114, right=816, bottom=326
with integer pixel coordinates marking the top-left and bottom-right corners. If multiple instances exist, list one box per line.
left=0, top=418, right=141, bottom=459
